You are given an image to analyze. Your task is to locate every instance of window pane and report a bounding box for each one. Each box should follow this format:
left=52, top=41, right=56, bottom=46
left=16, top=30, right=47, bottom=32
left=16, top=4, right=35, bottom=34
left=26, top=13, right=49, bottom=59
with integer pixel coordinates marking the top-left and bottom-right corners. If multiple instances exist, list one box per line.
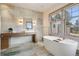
left=66, top=4, right=79, bottom=35
left=69, top=17, right=79, bottom=25
left=71, top=7, right=79, bottom=12
left=71, top=11, right=79, bottom=17
left=66, top=5, right=79, bottom=17
left=66, top=9, right=71, bottom=17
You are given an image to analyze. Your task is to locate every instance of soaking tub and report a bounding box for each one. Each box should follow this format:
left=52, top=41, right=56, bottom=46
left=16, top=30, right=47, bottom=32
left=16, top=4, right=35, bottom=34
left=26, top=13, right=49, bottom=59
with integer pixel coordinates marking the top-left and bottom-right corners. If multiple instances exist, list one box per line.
left=43, top=36, right=78, bottom=56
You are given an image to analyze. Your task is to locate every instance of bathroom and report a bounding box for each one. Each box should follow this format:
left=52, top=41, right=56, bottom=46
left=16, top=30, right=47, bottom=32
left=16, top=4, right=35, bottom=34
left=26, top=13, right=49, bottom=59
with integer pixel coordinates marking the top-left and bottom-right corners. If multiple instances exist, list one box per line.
left=0, top=3, right=79, bottom=56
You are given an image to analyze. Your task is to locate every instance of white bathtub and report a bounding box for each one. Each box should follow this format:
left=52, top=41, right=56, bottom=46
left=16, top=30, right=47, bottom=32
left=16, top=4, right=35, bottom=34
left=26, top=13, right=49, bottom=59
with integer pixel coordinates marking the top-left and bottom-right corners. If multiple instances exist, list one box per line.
left=43, top=36, right=78, bottom=56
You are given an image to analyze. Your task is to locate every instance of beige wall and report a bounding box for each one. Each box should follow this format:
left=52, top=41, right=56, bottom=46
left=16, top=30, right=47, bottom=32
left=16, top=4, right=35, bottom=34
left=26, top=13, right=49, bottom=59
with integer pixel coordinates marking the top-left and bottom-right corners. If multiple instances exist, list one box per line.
left=0, top=17, right=1, bottom=50
left=43, top=4, right=68, bottom=35
left=43, top=12, right=49, bottom=35
left=0, top=6, right=1, bottom=51
left=0, top=5, right=1, bottom=34
left=1, top=4, right=43, bottom=33
left=0, top=16, right=1, bottom=34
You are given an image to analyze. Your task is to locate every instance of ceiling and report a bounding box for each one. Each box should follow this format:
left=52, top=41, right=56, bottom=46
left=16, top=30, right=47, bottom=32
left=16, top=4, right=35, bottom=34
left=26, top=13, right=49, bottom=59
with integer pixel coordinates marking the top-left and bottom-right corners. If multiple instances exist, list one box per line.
left=11, top=3, right=67, bottom=12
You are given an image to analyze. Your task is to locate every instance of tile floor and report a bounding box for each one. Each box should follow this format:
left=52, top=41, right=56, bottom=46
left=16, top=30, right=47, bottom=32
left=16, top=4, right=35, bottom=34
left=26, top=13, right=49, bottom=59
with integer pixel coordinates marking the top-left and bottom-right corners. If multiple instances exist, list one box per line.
left=1, top=42, right=53, bottom=56
left=1, top=41, right=79, bottom=56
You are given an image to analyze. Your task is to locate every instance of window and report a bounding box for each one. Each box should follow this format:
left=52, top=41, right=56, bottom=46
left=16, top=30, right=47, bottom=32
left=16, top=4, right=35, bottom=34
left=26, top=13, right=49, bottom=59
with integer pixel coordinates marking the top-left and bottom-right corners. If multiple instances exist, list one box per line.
left=50, top=11, right=64, bottom=35
left=65, top=4, right=79, bottom=36
left=49, top=4, right=79, bottom=37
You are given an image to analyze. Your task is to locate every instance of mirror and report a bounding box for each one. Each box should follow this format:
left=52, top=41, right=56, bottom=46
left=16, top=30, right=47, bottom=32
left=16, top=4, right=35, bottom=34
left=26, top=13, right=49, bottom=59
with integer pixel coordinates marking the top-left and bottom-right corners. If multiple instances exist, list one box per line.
left=26, top=20, right=33, bottom=30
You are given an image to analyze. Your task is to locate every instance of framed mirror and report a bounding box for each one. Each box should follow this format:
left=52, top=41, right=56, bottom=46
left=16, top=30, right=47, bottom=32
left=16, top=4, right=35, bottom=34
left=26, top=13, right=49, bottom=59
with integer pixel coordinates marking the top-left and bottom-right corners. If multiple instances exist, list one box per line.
left=26, top=20, right=33, bottom=30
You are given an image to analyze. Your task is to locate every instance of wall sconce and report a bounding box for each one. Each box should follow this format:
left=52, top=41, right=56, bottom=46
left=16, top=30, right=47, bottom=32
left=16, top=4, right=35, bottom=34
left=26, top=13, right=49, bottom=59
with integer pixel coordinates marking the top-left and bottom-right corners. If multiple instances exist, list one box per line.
left=33, top=20, right=36, bottom=26
left=18, top=18, right=23, bottom=25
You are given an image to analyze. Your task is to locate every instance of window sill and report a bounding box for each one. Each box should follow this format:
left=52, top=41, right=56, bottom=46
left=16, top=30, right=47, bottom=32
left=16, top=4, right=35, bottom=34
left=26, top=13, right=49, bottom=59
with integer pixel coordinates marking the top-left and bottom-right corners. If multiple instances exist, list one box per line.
left=70, top=33, right=79, bottom=36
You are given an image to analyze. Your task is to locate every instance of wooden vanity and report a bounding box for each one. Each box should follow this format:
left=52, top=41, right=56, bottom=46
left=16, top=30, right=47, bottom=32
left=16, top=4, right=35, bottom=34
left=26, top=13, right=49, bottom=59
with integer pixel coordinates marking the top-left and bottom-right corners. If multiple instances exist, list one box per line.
left=1, top=32, right=36, bottom=50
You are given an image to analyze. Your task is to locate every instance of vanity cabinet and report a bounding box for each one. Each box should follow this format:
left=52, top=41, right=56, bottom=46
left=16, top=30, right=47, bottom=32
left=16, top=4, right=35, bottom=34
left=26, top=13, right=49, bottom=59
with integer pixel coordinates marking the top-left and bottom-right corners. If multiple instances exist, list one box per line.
left=1, top=33, right=10, bottom=49
left=1, top=32, right=36, bottom=50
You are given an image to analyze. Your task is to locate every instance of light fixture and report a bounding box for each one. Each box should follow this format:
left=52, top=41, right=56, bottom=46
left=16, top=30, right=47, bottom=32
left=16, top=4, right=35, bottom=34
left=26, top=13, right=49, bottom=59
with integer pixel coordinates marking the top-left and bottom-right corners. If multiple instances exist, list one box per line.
left=33, top=20, right=36, bottom=26
left=18, top=18, right=23, bottom=25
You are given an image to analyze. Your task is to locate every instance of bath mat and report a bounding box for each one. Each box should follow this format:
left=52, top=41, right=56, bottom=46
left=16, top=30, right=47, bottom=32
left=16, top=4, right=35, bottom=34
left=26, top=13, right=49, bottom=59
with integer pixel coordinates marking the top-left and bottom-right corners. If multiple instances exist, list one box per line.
left=1, top=51, right=20, bottom=56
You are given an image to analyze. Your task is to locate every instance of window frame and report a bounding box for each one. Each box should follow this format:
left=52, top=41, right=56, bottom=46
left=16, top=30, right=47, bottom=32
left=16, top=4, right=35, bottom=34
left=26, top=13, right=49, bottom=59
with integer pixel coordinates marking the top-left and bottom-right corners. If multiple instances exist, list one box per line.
left=49, top=4, right=79, bottom=37
left=65, top=4, right=79, bottom=36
